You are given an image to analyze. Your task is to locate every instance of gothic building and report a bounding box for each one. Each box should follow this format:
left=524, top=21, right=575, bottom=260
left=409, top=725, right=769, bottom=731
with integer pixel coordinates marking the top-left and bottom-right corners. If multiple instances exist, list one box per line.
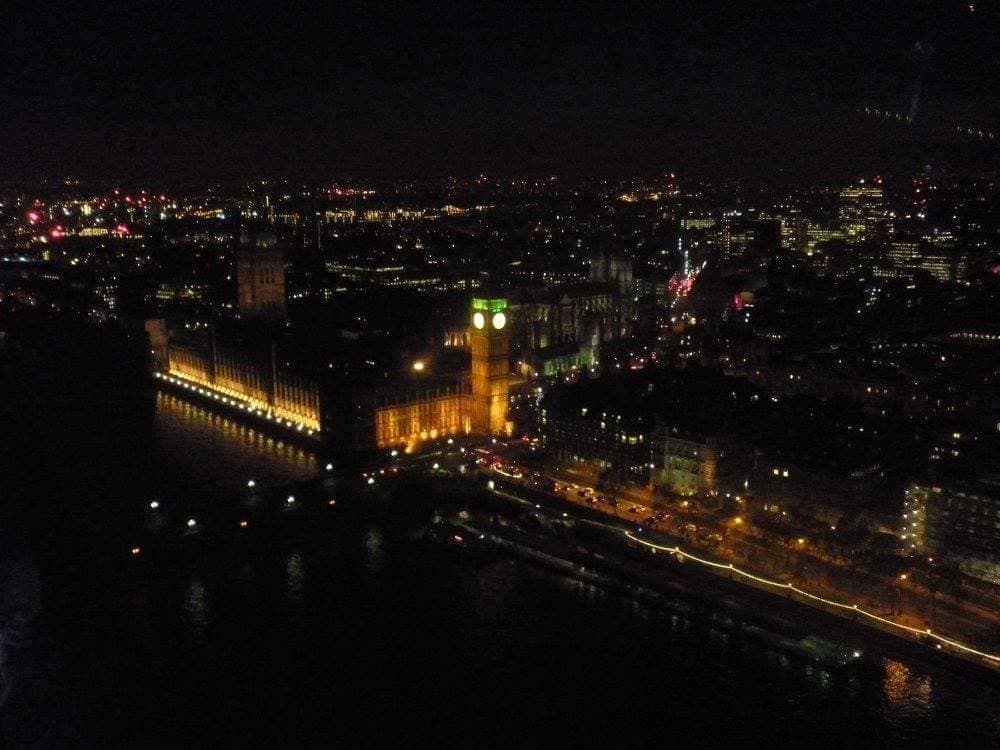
left=236, top=228, right=286, bottom=321
left=148, top=298, right=512, bottom=454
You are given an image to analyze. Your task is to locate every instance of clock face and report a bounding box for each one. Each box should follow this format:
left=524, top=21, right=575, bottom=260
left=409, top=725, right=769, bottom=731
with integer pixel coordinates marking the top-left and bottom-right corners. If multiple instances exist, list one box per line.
left=473, top=311, right=486, bottom=329
left=492, top=312, right=506, bottom=330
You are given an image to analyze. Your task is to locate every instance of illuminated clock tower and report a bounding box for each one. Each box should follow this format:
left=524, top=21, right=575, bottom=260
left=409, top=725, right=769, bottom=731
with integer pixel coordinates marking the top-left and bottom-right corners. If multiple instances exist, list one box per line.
left=469, top=297, right=510, bottom=435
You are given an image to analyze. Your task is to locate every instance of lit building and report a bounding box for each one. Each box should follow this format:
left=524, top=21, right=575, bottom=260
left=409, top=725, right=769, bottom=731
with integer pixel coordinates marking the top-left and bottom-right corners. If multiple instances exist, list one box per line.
left=368, top=297, right=513, bottom=449
left=521, top=341, right=595, bottom=379
left=652, top=427, right=727, bottom=497
left=539, top=375, right=656, bottom=483
left=469, top=297, right=511, bottom=435
left=323, top=208, right=357, bottom=224
left=541, top=403, right=653, bottom=483
left=918, top=252, right=953, bottom=283
left=237, top=228, right=286, bottom=321
left=887, top=238, right=921, bottom=269
left=682, top=216, right=716, bottom=230
left=718, top=213, right=734, bottom=260
left=94, top=273, right=118, bottom=313
left=838, top=184, right=885, bottom=240
left=156, top=282, right=210, bottom=303
left=157, top=333, right=322, bottom=433
left=371, top=380, right=471, bottom=447
left=903, top=479, right=1000, bottom=584
left=506, top=280, right=636, bottom=376
left=147, top=297, right=513, bottom=453
left=804, top=224, right=844, bottom=255
left=780, top=215, right=808, bottom=252
left=588, top=253, right=634, bottom=294
left=883, top=238, right=967, bottom=284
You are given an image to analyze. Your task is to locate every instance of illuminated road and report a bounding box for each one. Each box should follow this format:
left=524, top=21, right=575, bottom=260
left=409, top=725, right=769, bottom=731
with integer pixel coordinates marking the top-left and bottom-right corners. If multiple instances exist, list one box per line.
left=625, top=532, right=1000, bottom=670
left=526, top=460, right=1000, bottom=652
left=474, top=452, right=1000, bottom=671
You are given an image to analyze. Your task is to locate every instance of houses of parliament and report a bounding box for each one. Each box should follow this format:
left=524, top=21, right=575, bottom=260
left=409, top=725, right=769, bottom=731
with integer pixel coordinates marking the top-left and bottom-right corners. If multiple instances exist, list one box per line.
left=145, top=229, right=511, bottom=453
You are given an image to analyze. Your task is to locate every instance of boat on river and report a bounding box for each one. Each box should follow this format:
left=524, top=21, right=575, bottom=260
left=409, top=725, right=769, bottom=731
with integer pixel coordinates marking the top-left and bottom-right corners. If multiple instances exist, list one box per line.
left=742, top=624, right=863, bottom=670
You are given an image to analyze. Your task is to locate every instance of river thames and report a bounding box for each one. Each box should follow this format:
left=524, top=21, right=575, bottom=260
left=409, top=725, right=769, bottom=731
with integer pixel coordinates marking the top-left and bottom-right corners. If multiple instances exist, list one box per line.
left=0, top=331, right=998, bottom=746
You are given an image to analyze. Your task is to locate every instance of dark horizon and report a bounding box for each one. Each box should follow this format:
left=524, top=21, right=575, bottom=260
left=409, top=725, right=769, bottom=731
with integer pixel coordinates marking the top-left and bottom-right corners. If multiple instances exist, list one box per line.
left=5, top=1, right=1000, bottom=184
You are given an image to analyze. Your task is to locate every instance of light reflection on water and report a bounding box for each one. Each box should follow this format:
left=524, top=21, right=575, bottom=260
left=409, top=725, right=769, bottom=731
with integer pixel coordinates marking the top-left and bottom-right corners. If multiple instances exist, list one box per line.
left=286, top=552, right=305, bottom=603
left=883, top=659, right=936, bottom=716
left=532, top=558, right=994, bottom=724
left=149, top=392, right=998, bottom=741
left=364, top=527, right=384, bottom=573
left=153, top=390, right=318, bottom=497
left=184, top=579, right=210, bottom=641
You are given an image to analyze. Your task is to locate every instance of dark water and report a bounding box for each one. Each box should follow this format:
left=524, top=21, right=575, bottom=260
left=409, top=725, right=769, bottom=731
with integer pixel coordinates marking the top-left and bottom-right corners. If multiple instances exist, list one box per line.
left=1, top=327, right=999, bottom=746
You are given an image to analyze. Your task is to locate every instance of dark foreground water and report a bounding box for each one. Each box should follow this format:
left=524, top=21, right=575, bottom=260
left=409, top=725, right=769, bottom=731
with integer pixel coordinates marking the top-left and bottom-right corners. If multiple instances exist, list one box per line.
left=1, top=324, right=998, bottom=746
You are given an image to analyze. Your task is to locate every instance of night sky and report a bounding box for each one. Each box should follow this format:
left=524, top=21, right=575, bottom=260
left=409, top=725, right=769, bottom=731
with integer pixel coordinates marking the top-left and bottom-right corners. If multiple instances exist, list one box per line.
left=4, top=1, right=999, bottom=183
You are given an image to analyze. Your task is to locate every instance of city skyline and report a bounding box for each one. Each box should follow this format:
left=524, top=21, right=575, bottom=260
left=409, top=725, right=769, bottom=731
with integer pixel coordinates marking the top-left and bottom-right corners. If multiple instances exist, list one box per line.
left=1, top=3, right=999, bottom=745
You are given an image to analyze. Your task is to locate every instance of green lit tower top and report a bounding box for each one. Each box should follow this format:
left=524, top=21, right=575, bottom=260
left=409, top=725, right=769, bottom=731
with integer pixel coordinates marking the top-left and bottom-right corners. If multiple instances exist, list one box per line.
left=469, top=297, right=509, bottom=435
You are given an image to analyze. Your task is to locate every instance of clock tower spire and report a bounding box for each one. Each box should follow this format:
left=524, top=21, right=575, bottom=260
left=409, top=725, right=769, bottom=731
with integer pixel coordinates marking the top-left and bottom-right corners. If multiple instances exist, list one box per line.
left=469, top=297, right=510, bottom=435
